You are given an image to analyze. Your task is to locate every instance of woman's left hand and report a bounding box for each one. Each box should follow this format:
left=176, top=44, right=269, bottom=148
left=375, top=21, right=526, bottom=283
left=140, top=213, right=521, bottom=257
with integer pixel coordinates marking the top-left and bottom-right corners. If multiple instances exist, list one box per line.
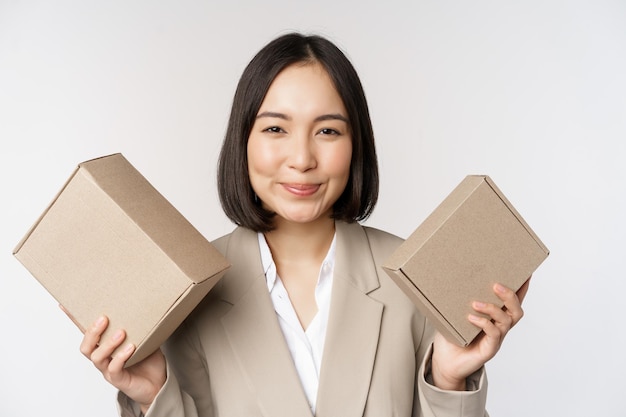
left=430, top=278, right=531, bottom=391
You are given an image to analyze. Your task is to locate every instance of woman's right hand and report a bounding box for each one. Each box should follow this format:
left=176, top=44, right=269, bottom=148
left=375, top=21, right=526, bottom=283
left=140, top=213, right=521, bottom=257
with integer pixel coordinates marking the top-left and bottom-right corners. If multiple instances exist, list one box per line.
left=78, top=314, right=167, bottom=414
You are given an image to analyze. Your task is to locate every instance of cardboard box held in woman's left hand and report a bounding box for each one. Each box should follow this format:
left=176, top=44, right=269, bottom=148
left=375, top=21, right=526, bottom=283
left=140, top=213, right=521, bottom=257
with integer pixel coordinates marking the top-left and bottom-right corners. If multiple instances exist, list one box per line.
left=382, top=175, right=549, bottom=347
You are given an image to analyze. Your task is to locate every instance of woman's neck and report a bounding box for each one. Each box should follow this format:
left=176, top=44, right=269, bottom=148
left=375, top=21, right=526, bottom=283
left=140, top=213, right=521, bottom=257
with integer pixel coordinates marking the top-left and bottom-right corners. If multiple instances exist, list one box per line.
left=263, top=216, right=336, bottom=265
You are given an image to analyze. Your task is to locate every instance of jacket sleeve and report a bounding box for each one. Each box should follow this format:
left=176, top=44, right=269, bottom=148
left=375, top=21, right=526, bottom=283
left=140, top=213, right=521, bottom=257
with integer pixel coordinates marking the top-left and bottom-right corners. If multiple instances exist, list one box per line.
left=117, top=362, right=199, bottom=417
left=116, top=318, right=210, bottom=417
left=413, top=321, right=489, bottom=417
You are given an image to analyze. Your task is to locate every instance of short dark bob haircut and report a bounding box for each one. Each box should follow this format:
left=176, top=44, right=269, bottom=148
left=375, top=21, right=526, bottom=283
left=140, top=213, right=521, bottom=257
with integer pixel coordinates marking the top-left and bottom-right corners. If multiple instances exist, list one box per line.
left=217, top=32, right=379, bottom=232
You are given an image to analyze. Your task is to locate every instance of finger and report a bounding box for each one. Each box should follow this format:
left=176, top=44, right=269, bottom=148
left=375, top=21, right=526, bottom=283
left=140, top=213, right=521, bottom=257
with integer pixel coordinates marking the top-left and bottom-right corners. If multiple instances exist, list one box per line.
left=80, top=315, right=108, bottom=358
left=91, top=329, right=127, bottom=371
left=494, top=283, right=524, bottom=325
left=107, top=343, right=135, bottom=385
left=472, top=301, right=513, bottom=335
left=468, top=313, right=504, bottom=351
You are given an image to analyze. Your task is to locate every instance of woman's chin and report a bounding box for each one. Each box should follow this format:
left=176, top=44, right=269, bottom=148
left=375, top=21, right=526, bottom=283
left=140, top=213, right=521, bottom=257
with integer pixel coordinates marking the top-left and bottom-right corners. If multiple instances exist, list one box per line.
left=275, top=209, right=333, bottom=226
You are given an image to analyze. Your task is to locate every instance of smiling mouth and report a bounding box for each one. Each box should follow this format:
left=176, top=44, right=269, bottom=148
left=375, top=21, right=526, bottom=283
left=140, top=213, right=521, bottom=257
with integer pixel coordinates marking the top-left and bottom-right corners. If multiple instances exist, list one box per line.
left=282, top=183, right=320, bottom=196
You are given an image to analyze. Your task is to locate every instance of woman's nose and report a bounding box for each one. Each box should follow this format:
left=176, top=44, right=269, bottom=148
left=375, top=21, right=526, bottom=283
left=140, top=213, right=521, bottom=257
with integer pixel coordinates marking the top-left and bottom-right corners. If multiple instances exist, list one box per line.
left=287, top=135, right=317, bottom=171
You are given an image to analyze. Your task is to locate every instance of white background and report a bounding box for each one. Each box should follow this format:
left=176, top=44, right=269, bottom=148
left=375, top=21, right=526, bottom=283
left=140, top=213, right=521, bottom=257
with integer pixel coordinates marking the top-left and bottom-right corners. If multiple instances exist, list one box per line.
left=1, top=1, right=625, bottom=416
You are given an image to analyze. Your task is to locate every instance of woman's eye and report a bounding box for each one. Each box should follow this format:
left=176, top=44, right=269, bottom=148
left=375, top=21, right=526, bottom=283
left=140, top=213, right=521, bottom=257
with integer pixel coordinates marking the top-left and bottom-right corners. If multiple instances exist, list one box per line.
left=319, top=128, right=340, bottom=135
left=264, top=126, right=284, bottom=134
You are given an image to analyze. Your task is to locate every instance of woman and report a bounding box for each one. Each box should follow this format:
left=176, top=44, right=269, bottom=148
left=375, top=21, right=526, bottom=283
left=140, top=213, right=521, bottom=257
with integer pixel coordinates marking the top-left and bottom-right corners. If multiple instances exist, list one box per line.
left=80, top=33, right=527, bottom=417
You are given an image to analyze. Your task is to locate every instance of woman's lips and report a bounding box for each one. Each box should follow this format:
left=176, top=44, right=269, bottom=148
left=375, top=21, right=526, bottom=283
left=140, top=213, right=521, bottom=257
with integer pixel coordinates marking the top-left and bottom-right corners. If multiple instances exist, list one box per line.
left=282, top=183, right=320, bottom=196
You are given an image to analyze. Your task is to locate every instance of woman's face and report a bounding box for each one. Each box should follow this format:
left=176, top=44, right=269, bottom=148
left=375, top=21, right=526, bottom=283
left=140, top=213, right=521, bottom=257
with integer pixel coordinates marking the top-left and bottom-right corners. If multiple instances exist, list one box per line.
left=247, top=62, right=352, bottom=227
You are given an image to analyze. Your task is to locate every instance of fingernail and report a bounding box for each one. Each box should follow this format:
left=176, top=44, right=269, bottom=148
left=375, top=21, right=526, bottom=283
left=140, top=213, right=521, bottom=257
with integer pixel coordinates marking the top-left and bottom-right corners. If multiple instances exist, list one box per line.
left=113, top=330, right=124, bottom=341
left=96, top=316, right=106, bottom=326
left=123, top=343, right=134, bottom=353
left=473, top=301, right=486, bottom=309
left=494, top=283, right=506, bottom=294
left=468, top=314, right=481, bottom=322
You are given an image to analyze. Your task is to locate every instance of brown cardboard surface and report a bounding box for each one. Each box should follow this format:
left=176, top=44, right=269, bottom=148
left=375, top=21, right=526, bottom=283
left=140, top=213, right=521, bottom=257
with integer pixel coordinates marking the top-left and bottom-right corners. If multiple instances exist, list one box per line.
left=14, top=153, right=230, bottom=366
left=383, top=175, right=549, bottom=346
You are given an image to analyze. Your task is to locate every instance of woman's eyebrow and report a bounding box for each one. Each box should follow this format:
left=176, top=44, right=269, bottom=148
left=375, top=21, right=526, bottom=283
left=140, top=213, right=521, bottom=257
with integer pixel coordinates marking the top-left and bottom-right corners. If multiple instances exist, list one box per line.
left=255, top=111, right=348, bottom=124
left=315, top=113, right=349, bottom=123
left=256, top=111, right=290, bottom=120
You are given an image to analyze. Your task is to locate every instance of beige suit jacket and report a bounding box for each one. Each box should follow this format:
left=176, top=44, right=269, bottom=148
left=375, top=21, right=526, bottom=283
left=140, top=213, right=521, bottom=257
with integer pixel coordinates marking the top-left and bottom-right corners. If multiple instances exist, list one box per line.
left=119, top=221, right=488, bottom=417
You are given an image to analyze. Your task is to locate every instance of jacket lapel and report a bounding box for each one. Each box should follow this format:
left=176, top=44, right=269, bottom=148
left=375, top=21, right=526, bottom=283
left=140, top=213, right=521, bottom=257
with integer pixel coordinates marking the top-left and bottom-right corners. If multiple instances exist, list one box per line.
left=315, top=222, right=383, bottom=417
left=216, top=223, right=383, bottom=417
left=218, top=227, right=314, bottom=417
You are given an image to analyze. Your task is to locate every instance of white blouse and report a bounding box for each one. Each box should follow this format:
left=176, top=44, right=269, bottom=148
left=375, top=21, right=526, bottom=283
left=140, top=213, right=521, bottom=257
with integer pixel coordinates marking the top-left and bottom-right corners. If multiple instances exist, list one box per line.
left=257, top=232, right=336, bottom=414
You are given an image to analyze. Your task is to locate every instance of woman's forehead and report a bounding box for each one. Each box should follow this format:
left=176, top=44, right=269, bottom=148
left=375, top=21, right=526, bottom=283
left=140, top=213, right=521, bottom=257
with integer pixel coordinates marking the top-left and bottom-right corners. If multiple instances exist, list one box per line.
left=257, top=63, right=348, bottom=119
